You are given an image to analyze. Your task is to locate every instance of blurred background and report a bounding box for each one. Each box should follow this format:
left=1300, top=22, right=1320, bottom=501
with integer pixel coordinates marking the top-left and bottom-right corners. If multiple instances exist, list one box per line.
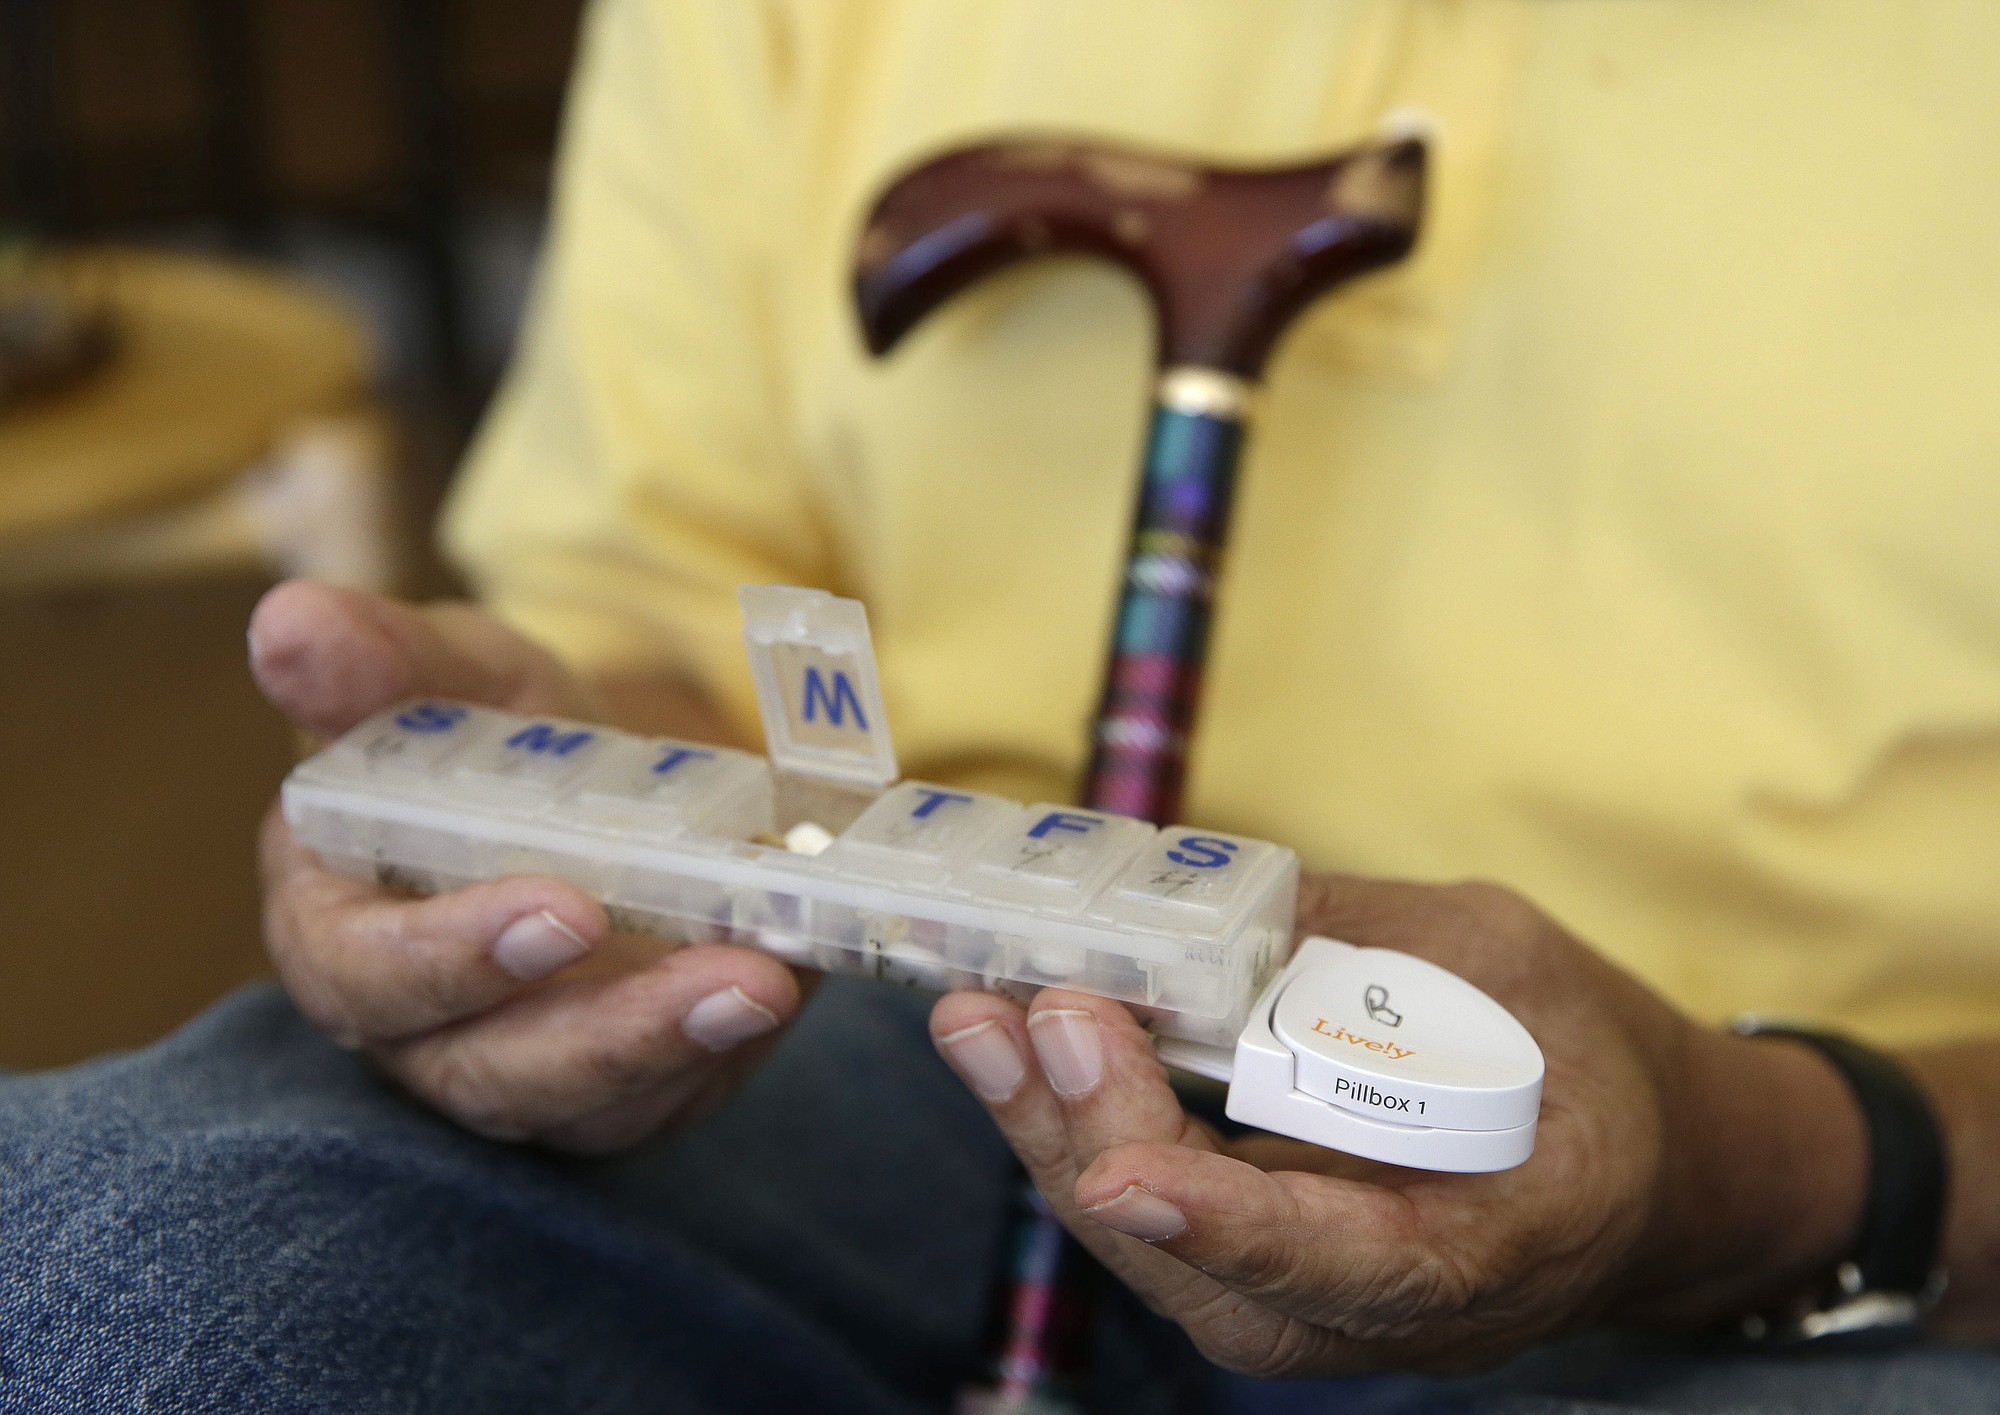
left=1, top=0, right=588, bottom=1067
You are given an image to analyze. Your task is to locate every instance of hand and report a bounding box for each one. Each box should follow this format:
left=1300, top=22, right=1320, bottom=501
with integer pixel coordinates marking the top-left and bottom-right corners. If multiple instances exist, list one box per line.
left=252, top=580, right=809, bottom=1153
left=930, top=873, right=1868, bottom=1376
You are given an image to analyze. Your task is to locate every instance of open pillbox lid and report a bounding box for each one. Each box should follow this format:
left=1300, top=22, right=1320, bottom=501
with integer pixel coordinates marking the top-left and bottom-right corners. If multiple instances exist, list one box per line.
left=740, top=585, right=900, bottom=790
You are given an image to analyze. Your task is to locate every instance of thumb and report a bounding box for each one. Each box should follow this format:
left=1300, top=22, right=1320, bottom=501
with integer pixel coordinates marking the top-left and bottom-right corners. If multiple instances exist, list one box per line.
left=248, top=581, right=597, bottom=741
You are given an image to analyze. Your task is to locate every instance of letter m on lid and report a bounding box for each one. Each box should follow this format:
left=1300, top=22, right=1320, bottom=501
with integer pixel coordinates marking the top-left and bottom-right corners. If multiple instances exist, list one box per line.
left=739, top=585, right=899, bottom=788
left=801, top=665, right=868, bottom=731
left=506, top=723, right=595, bottom=757
left=777, top=647, right=873, bottom=750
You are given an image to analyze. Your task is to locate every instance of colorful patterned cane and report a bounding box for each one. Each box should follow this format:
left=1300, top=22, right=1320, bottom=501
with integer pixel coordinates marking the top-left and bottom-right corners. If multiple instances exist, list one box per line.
left=1082, top=368, right=1250, bottom=825
left=855, top=130, right=1429, bottom=1415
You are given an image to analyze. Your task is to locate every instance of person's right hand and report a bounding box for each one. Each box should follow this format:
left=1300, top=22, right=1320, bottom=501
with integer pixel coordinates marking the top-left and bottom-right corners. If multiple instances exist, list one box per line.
left=249, top=580, right=809, bottom=1153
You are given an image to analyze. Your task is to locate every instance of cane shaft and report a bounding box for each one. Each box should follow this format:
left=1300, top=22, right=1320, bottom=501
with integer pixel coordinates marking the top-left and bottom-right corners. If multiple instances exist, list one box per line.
left=1083, top=372, right=1251, bottom=824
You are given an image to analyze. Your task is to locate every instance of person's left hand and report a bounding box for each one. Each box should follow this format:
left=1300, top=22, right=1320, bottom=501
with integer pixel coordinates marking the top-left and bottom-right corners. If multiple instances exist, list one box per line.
left=928, top=872, right=1866, bottom=1377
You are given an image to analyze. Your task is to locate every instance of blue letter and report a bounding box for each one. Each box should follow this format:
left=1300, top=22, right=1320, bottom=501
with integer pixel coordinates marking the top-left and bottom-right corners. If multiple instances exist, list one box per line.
left=1166, top=836, right=1238, bottom=869
left=506, top=724, right=596, bottom=757
left=801, top=667, right=869, bottom=731
left=910, top=788, right=972, bottom=820
left=651, top=745, right=716, bottom=776
left=1028, top=810, right=1099, bottom=840
left=396, top=702, right=467, bottom=734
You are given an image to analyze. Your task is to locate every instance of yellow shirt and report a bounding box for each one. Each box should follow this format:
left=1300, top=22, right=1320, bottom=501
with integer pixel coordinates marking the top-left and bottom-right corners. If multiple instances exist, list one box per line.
left=444, top=0, right=2000, bottom=1047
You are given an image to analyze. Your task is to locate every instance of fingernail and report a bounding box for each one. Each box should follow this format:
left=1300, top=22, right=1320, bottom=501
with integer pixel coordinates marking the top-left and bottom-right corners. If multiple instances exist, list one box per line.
left=492, top=909, right=592, bottom=980
left=1084, top=1185, right=1188, bottom=1242
left=938, top=1020, right=1026, bottom=1103
left=685, top=986, right=781, bottom=1053
left=1028, top=1008, right=1103, bottom=1097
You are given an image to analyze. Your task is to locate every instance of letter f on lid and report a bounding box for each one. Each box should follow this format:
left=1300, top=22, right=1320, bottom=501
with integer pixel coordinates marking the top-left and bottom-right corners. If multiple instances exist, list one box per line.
left=1028, top=810, right=1101, bottom=840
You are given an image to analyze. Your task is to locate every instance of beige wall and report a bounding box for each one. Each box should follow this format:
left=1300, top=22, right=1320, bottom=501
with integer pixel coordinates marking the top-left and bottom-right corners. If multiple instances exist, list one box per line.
left=0, top=577, right=295, bottom=1069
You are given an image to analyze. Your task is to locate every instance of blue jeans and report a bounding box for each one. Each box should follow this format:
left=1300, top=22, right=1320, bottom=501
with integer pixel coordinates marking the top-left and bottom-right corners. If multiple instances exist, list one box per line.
left=2, top=981, right=1994, bottom=1413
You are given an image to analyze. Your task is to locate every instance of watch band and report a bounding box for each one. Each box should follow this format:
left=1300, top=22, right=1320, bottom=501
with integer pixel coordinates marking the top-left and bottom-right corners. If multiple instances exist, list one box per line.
left=1735, top=1021, right=1949, bottom=1338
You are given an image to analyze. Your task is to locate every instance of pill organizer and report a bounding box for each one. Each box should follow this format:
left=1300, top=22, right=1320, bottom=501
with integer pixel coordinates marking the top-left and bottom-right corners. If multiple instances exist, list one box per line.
left=282, top=585, right=1545, bottom=1168
left=282, top=586, right=1299, bottom=1049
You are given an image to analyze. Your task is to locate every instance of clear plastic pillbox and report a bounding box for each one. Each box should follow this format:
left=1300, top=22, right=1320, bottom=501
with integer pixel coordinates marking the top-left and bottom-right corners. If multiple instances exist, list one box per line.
left=282, top=586, right=1299, bottom=1048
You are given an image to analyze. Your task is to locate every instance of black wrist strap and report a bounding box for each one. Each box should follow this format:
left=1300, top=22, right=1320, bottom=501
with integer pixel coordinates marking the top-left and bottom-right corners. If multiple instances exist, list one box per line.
left=1737, top=1023, right=1949, bottom=1301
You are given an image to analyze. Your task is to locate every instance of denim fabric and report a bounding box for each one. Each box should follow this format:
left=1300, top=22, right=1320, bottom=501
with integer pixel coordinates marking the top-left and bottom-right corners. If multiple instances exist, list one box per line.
left=1216, top=1334, right=2000, bottom=1415
left=1, top=979, right=1993, bottom=1414
left=0, top=979, right=1025, bottom=1414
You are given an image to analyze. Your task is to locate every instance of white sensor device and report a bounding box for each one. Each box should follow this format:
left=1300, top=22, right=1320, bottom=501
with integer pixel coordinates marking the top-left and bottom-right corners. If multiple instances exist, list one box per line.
left=1215, top=937, right=1543, bottom=1172
left=283, top=586, right=1545, bottom=1173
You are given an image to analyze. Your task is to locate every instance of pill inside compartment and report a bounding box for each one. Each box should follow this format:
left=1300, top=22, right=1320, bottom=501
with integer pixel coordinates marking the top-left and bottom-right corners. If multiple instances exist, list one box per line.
left=422, top=711, right=624, bottom=893
left=943, top=804, right=1153, bottom=993
left=1087, top=828, right=1302, bottom=1045
left=546, top=733, right=778, bottom=945
left=284, top=700, right=523, bottom=892
left=813, top=782, right=1023, bottom=990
